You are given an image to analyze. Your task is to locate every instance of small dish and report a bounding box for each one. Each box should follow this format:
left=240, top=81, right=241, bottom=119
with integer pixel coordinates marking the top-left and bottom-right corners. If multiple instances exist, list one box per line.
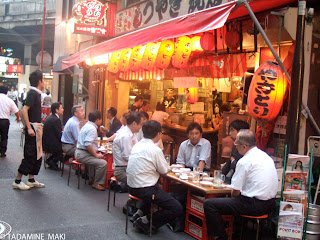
left=213, top=184, right=225, bottom=189
left=170, top=164, right=184, bottom=168
left=172, top=168, right=183, bottom=173
left=200, top=181, right=214, bottom=187
left=203, top=177, right=214, bottom=182
left=180, top=168, right=191, bottom=172
left=180, top=174, right=188, bottom=180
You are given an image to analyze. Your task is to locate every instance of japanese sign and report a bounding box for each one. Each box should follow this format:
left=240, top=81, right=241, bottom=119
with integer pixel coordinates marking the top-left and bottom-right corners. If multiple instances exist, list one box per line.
left=73, top=0, right=108, bottom=25
left=115, top=0, right=230, bottom=35
left=7, top=65, right=23, bottom=73
left=74, top=24, right=109, bottom=36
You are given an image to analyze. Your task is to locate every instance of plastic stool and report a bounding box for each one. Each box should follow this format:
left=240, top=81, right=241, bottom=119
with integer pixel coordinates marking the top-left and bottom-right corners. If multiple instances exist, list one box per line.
left=240, top=214, right=268, bottom=240
left=61, top=154, right=73, bottom=177
left=67, top=159, right=85, bottom=189
left=107, top=176, right=118, bottom=211
left=125, top=194, right=155, bottom=237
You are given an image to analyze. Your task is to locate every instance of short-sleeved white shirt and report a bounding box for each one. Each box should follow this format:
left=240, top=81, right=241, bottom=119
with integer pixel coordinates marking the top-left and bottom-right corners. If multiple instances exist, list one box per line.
left=151, top=111, right=169, bottom=126
left=127, top=138, right=169, bottom=188
left=0, top=93, right=19, bottom=119
left=230, top=146, right=278, bottom=200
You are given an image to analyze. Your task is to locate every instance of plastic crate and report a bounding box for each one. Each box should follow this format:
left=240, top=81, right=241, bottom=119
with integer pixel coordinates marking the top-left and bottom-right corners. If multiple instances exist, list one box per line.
left=104, top=154, right=114, bottom=172
left=187, top=193, right=206, bottom=215
left=185, top=209, right=233, bottom=240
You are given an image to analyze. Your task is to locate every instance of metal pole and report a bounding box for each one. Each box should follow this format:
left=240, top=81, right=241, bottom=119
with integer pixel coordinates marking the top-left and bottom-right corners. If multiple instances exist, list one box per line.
left=286, top=0, right=305, bottom=154
left=240, top=0, right=320, bottom=138
left=240, top=0, right=291, bottom=80
left=41, top=0, right=46, bottom=70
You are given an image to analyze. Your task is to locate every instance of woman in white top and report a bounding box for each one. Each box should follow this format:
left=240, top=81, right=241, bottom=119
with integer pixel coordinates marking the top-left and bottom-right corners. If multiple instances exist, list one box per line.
left=151, top=102, right=170, bottom=126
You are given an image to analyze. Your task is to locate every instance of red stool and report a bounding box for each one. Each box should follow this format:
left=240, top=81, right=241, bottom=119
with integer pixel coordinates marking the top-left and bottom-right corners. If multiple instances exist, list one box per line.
left=61, top=153, right=73, bottom=177
left=67, top=159, right=85, bottom=189
left=125, top=194, right=155, bottom=237
left=107, top=176, right=118, bottom=211
left=240, top=214, right=268, bottom=240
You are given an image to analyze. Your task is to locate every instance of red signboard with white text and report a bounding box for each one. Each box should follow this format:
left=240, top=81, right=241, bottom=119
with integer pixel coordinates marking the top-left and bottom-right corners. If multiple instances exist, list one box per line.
left=7, top=65, right=23, bottom=73
left=74, top=24, right=109, bottom=36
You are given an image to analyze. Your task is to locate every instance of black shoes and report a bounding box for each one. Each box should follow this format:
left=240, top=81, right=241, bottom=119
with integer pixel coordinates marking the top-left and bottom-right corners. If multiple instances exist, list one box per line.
left=130, top=213, right=140, bottom=223
left=0, top=153, right=6, bottom=158
left=46, top=160, right=60, bottom=171
left=133, top=217, right=157, bottom=235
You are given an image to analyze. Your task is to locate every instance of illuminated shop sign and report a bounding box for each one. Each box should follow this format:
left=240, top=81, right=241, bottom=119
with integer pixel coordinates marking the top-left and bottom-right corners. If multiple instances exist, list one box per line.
left=7, top=65, right=23, bottom=73
left=73, top=0, right=108, bottom=25
left=0, top=72, right=18, bottom=78
left=0, top=47, right=13, bottom=57
left=74, top=24, right=109, bottom=36
left=115, top=0, right=230, bottom=35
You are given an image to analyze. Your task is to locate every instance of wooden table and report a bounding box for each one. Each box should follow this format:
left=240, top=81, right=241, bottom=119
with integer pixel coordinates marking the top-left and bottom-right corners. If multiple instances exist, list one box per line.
left=163, top=172, right=232, bottom=240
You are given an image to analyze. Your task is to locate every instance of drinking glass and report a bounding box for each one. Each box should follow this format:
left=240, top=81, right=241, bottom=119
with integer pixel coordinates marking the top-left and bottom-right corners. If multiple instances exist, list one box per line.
left=220, top=174, right=225, bottom=184
left=214, top=170, right=221, bottom=184
left=193, top=167, right=200, bottom=182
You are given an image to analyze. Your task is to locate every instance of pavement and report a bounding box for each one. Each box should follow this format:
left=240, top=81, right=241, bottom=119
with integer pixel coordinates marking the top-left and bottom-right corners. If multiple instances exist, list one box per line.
left=0, top=116, right=194, bottom=240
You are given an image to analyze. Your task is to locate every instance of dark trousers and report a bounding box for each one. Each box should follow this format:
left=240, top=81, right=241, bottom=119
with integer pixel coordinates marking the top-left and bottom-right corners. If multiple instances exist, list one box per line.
left=204, top=195, right=275, bottom=239
left=0, top=119, right=9, bottom=154
left=18, top=127, right=42, bottom=176
left=129, top=184, right=183, bottom=229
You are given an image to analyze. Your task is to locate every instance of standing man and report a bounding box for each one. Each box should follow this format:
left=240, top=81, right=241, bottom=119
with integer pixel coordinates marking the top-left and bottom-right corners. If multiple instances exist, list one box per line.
left=105, top=107, right=122, bottom=138
left=176, top=122, right=211, bottom=171
left=75, top=110, right=107, bottom=191
left=127, top=120, right=183, bottom=235
left=61, top=105, right=85, bottom=158
left=112, top=111, right=142, bottom=183
left=0, top=85, right=20, bottom=157
left=20, top=88, right=27, bottom=105
left=42, top=102, right=64, bottom=170
left=204, top=130, right=278, bottom=240
left=13, top=70, right=45, bottom=190
left=130, top=95, right=143, bottom=111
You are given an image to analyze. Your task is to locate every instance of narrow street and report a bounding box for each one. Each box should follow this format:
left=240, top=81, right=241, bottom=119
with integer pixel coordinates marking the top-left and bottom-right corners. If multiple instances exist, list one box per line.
left=0, top=116, right=194, bottom=240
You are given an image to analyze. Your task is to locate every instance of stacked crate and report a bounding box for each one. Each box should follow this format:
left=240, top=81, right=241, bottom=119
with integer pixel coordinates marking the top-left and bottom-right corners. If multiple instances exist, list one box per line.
left=185, top=189, right=232, bottom=240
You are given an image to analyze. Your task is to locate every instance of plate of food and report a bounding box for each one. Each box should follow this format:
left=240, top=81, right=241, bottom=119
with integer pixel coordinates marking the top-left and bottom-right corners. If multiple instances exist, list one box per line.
left=200, top=181, right=214, bottom=187
left=170, top=164, right=184, bottom=169
left=172, top=168, right=183, bottom=173
left=180, top=168, right=191, bottom=172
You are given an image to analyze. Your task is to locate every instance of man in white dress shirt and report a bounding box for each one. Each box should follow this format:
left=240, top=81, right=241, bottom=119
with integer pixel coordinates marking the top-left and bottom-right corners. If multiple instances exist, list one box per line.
left=176, top=122, right=211, bottom=171
left=204, top=129, right=278, bottom=240
left=112, top=111, right=142, bottom=183
left=0, top=85, right=20, bottom=157
left=127, top=120, right=183, bottom=235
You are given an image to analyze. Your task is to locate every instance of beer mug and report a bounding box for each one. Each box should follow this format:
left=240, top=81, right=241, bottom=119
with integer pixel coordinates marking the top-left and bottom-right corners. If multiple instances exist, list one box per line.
left=214, top=170, right=221, bottom=184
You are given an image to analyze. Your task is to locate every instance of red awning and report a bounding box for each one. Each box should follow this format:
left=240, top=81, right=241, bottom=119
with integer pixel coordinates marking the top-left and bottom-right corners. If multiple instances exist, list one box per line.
left=61, top=1, right=236, bottom=70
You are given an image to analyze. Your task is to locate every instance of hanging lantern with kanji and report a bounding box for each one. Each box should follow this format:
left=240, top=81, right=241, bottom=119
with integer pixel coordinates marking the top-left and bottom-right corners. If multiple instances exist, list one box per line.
left=129, top=45, right=145, bottom=71
left=200, top=32, right=215, bottom=51
left=172, top=36, right=192, bottom=69
left=191, top=36, right=204, bottom=52
left=118, top=48, right=132, bottom=72
left=108, top=51, right=122, bottom=73
left=141, top=43, right=160, bottom=70
left=186, top=88, right=198, bottom=103
left=155, top=40, right=174, bottom=69
left=247, top=61, right=287, bottom=122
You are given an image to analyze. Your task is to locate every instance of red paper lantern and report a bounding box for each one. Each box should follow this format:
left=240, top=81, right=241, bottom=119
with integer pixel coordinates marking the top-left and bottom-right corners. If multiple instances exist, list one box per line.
left=129, top=45, right=145, bottom=71
left=200, top=32, right=215, bottom=51
left=247, top=61, right=287, bottom=121
left=191, top=36, right=203, bottom=52
left=108, top=51, right=122, bottom=73
left=155, top=40, right=174, bottom=69
left=172, top=36, right=192, bottom=69
left=225, top=30, right=240, bottom=50
left=141, top=43, right=160, bottom=70
left=118, top=49, right=132, bottom=72
left=186, top=88, right=198, bottom=103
